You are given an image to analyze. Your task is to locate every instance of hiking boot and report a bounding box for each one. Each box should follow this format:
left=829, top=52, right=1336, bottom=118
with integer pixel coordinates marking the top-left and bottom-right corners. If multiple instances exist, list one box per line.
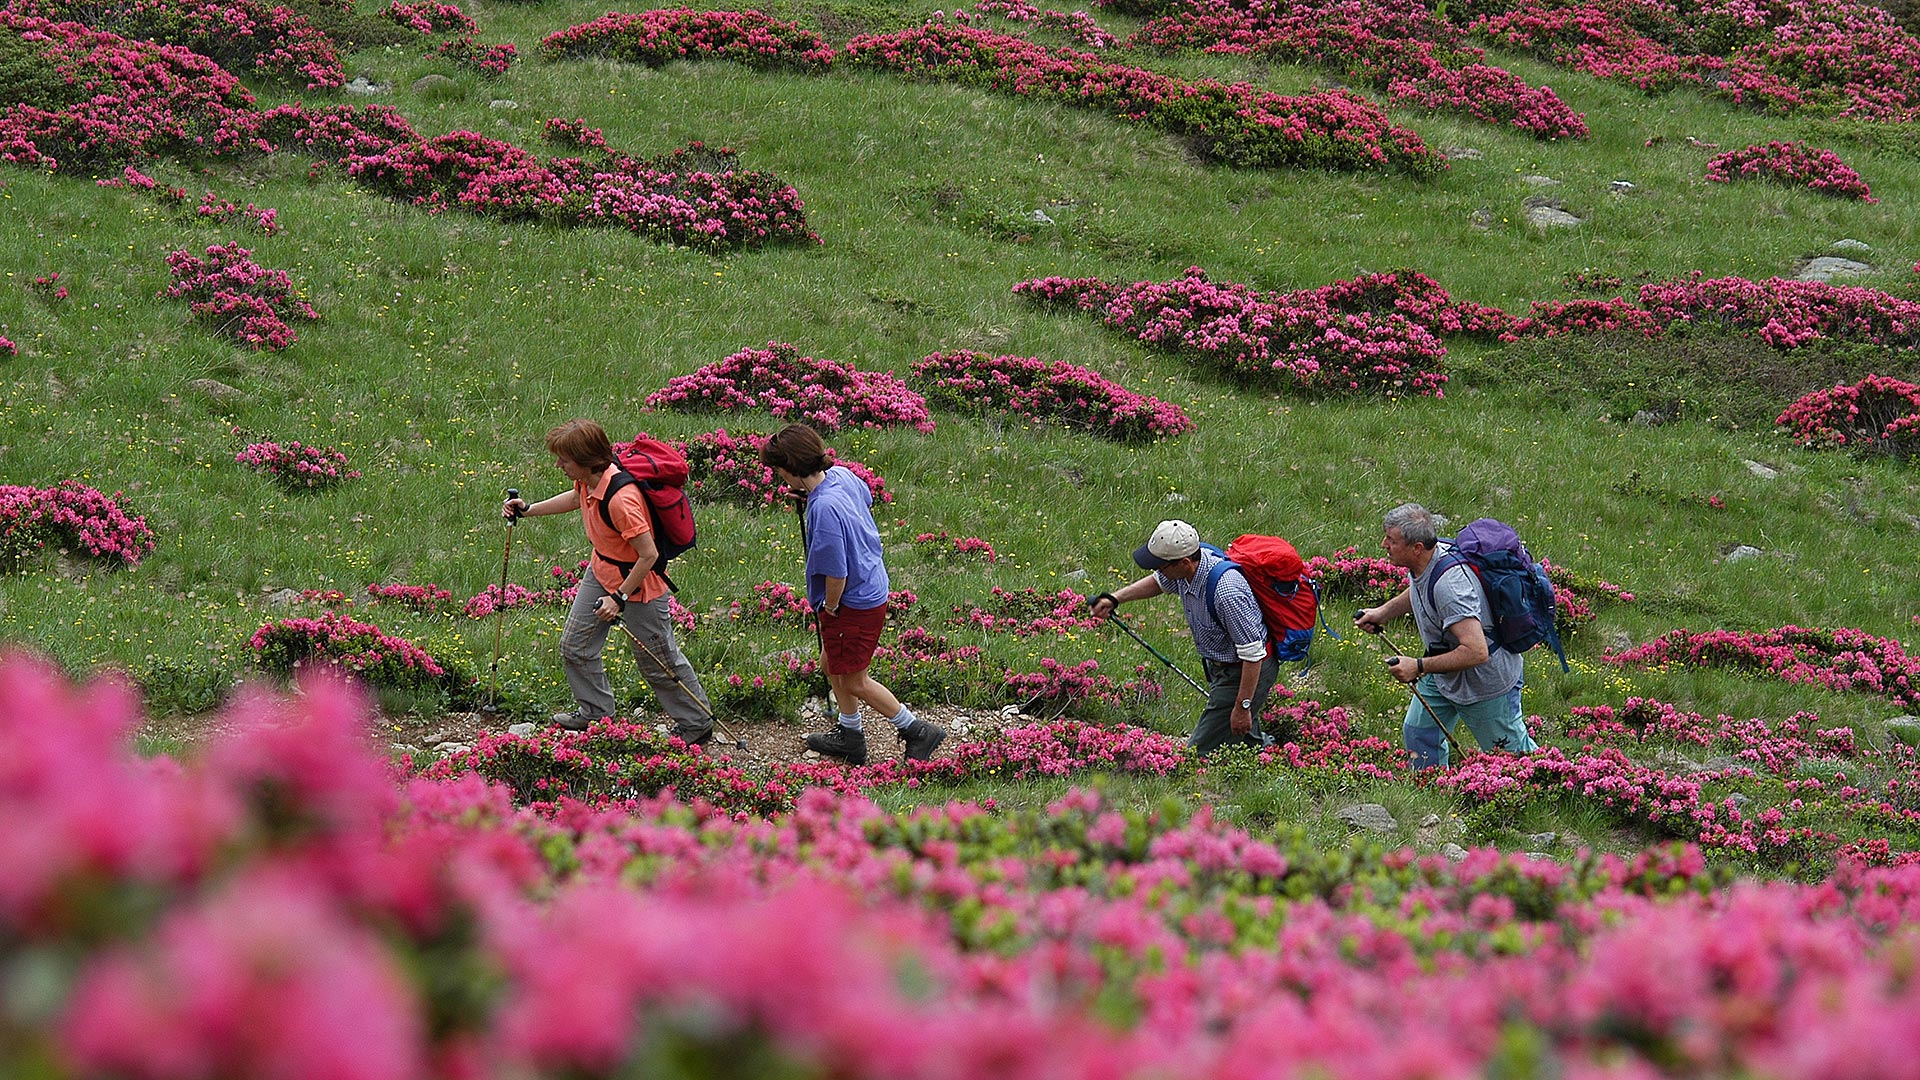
left=671, top=723, right=714, bottom=749
left=899, top=718, right=946, bottom=761
left=551, top=710, right=594, bottom=732
left=806, top=724, right=868, bottom=765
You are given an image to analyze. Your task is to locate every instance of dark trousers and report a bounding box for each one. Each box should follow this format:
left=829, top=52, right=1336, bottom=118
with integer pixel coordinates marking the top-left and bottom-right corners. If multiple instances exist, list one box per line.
left=1190, top=653, right=1280, bottom=756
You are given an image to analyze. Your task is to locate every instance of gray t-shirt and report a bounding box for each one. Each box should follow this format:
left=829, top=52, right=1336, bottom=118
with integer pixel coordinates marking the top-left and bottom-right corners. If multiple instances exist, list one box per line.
left=1408, top=543, right=1524, bottom=705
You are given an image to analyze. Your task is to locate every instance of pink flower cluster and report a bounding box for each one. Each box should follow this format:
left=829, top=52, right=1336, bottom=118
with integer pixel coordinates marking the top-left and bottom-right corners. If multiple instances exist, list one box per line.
left=97, top=167, right=279, bottom=232
left=234, top=439, right=360, bottom=490
left=0, top=336, right=14, bottom=356
left=648, top=343, right=935, bottom=433
left=908, top=529, right=998, bottom=563
left=1706, top=140, right=1874, bottom=200
left=0, top=12, right=258, bottom=175
left=247, top=611, right=450, bottom=690
left=1016, top=266, right=1460, bottom=398
left=951, top=585, right=1102, bottom=636
left=461, top=562, right=585, bottom=618
left=953, top=0, right=1120, bottom=49
left=1610, top=625, right=1920, bottom=711
left=914, top=349, right=1195, bottom=441
left=674, top=428, right=894, bottom=509
left=1301, top=545, right=1404, bottom=598
left=161, top=242, right=317, bottom=351
left=1634, top=274, right=1920, bottom=349
left=9, top=0, right=346, bottom=87
left=381, top=0, right=476, bottom=35
left=0, top=481, right=157, bottom=567
left=1777, top=375, right=1920, bottom=457
left=434, top=35, right=517, bottom=77
left=29, top=271, right=66, bottom=302
left=1474, top=0, right=1920, bottom=121
left=1131, top=0, right=1587, bottom=139
left=1003, top=657, right=1165, bottom=708
left=366, top=581, right=453, bottom=613
left=729, top=580, right=812, bottom=625
left=844, top=19, right=1441, bottom=175
left=539, top=7, right=837, bottom=70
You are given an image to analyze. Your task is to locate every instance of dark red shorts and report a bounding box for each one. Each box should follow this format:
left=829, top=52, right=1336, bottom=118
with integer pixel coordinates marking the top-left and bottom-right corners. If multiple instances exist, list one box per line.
left=820, top=602, right=888, bottom=675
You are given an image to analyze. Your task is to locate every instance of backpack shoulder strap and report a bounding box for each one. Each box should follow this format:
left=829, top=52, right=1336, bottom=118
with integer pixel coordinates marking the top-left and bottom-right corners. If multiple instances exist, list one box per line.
left=597, top=468, right=638, bottom=531
left=1419, top=550, right=1476, bottom=612
left=1202, top=557, right=1245, bottom=626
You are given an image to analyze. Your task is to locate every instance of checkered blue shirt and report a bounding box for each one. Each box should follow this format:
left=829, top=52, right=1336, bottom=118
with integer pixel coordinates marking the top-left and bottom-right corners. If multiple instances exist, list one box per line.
left=1155, top=548, right=1266, bottom=663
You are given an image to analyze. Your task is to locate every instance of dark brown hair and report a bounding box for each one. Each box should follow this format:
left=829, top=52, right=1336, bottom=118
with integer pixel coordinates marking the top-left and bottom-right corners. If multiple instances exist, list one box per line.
left=758, top=422, right=831, bottom=477
left=544, top=419, right=614, bottom=471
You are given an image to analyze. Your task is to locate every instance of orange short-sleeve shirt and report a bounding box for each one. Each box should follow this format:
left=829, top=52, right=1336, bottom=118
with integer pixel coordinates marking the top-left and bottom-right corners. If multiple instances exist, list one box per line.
left=579, top=466, right=668, bottom=602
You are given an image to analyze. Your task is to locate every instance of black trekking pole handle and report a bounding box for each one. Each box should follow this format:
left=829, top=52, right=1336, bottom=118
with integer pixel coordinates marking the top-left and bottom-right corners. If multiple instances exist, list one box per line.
left=1093, top=598, right=1209, bottom=699
left=1355, top=609, right=1467, bottom=762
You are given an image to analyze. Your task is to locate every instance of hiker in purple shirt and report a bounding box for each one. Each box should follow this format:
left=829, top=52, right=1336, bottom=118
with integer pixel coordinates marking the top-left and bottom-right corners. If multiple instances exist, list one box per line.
left=760, top=423, right=945, bottom=766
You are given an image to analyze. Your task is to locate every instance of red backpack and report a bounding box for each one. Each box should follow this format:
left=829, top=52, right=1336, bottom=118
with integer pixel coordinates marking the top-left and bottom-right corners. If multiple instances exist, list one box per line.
left=596, top=433, right=697, bottom=589
left=1201, top=534, right=1326, bottom=662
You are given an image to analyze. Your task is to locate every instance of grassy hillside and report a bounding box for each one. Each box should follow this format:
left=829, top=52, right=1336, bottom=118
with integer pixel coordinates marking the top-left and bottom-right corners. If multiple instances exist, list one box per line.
left=4, top=0, right=1920, bottom=870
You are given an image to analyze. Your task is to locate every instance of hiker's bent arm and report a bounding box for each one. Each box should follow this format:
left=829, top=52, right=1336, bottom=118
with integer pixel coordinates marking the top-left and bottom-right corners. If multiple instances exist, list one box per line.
left=1425, top=617, right=1491, bottom=671
left=506, top=489, right=581, bottom=519
left=1090, top=575, right=1164, bottom=621
left=1356, top=588, right=1411, bottom=630
left=821, top=576, right=847, bottom=614
left=622, top=531, right=659, bottom=593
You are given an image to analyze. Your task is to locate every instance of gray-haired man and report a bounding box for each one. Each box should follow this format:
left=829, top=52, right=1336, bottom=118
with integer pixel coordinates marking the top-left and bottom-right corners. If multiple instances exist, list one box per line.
left=1089, top=520, right=1279, bottom=755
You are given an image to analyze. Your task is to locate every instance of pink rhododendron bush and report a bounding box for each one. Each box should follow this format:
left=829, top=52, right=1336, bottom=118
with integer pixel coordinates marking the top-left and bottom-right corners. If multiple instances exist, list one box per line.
left=14, top=657, right=1920, bottom=1080
left=673, top=428, right=894, bottom=508
left=1777, top=375, right=1920, bottom=458
left=1705, top=139, right=1875, bottom=200
left=1610, top=625, right=1920, bottom=711
left=538, top=7, right=837, bottom=70
left=1126, top=0, right=1588, bottom=139
left=161, top=241, right=318, bottom=351
left=1471, top=0, right=1920, bottom=120
left=914, top=349, right=1196, bottom=441
left=841, top=18, right=1443, bottom=175
left=648, top=343, right=935, bottom=433
left=0, top=481, right=157, bottom=567
left=5, top=0, right=346, bottom=88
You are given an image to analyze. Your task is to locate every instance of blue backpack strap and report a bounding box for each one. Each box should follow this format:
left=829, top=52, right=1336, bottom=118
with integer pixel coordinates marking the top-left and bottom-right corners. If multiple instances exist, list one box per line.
left=1201, top=556, right=1243, bottom=627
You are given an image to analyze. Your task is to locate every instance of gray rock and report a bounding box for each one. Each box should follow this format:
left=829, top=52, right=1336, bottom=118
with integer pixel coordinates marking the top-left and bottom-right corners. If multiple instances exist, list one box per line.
left=1521, top=174, right=1561, bottom=187
left=266, top=588, right=300, bottom=606
left=344, top=75, right=387, bottom=95
left=1063, top=569, right=1087, bottom=581
left=1830, top=238, right=1872, bottom=254
left=1727, top=792, right=1752, bottom=808
left=1695, top=755, right=1742, bottom=774
left=507, top=722, right=537, bottom=737
left=391, top=743, right=423, bottom=757
left=190, top=378, right=243, bottom=404
left=422, top=730, right=449, bottom=745
left=1001, top=704, right=1025, bottom=719
left=1443, top=146, right=1484, bottom=160
left=489, top=99, right=519, bottom=110
left=1336, top=803, right=1398, bottom=832
left=1419, top=813, right=1441, bottom=828
left=1605, top=630, right=1633, bottom=652
left=1631, top=410, right=1668, bottom=427
left=1165, top=491, right=1189, bottom=504
left=1525, top=831, right=1558, bottom=848
left=1743, top=459, right=1778, bottom=480
left=1796, top=256, right=1872, bottom=282
left=1609, top=180, right=1636, bottom=193
left=1525, top=852, right=1554, bottom=861
left=1886, top=716, right=1920, bottom=748
left=1029, top=209, right=1054, bottom=225
left=1469, top=207, right=1495, bottom=230
left=1524, top=203, right=1584, bottom=229
left=1724, top=545, right=1763, bottom=562
left=432, top=741, right=471, bottom=756
left=412, top=74, right=456, bottom=94
left=1441, top=843, right=1469, bottom=862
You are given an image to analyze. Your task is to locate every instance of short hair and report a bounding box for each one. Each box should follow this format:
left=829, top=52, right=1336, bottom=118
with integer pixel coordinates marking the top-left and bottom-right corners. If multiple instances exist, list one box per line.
left=759, top=423, right=831, bottom=477
left=545, top=419, right=614, bottom=471
left=1383, top=503, right=1441, bottom=548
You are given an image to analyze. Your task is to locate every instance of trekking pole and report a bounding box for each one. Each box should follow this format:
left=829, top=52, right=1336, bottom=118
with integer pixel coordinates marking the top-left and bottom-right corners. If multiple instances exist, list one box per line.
left=612, top=619, right=748, bottom=752
left=1354, top=610, right=1468, bottom=762
left=482, top=488, right=519, bottom=715
left=1092, top=599, right=1209, bottom=699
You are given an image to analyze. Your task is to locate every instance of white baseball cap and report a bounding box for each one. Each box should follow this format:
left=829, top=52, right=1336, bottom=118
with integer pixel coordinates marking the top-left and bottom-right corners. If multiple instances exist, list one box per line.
left=1134, top=519, right=1200, bottom=570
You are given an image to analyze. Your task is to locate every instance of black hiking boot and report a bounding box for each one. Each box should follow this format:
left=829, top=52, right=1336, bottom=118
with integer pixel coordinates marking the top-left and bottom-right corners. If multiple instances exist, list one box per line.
left=671, top=723, right=714, bottom=749
left=551, top=710, right=595, bottom=732
left=899, top=718, right=946, bottom=762
left=806, top=724, right=868, bottom=765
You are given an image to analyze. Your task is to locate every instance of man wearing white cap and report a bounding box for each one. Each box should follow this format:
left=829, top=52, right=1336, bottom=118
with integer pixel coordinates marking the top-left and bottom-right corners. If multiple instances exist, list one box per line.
left=1088, top=520, right=1279, bottom=755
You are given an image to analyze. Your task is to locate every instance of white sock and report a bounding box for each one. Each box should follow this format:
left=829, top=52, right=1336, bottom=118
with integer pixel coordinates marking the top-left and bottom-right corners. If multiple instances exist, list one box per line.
left=838, top=712, right=862, bottom=732
left=890, top=706, right=917, bottom=732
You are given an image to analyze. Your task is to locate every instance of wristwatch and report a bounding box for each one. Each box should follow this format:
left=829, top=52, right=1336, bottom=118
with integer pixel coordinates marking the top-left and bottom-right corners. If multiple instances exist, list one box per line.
left=1238, top=698, right=1254, bottom=711
left=1416, top=658, right=1425, bottom=674
left=614, top=590, right=629, bottom=607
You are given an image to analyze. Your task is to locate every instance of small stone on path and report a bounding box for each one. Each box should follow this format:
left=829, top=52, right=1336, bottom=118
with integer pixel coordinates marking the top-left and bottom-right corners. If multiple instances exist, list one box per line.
left=1337, top=803, right=1397, bottom=832
left=507, top=722, right=536, bottom=737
